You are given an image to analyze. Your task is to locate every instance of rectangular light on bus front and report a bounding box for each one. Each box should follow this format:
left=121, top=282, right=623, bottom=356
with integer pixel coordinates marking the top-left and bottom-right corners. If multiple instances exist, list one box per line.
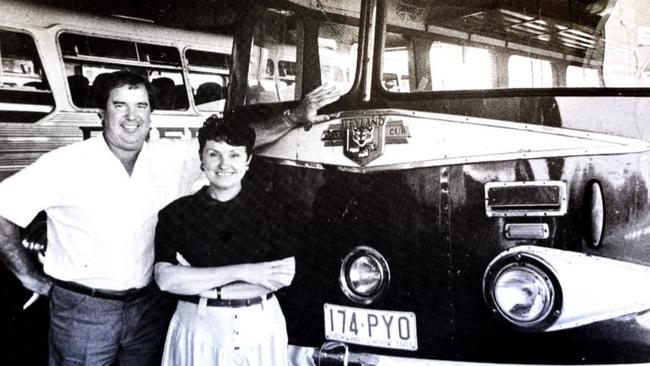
left=485, top=181, right=567, bottom=217
left=504, top=223, right=550, bottom=240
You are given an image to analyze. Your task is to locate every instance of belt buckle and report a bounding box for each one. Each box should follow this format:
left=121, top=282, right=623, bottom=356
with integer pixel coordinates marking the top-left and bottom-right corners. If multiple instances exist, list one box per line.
left=122, top=287, right=144, bottom=302
left=226, top=299, right=234, bottom=307
left=123, top=291, right=135, bottom=302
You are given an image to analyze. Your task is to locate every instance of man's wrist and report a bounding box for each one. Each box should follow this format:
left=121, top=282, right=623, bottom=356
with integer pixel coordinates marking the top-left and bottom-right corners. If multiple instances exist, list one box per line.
left=282, top=108, right=313, bottom=131
left=281, top=109, right=298, bottom=127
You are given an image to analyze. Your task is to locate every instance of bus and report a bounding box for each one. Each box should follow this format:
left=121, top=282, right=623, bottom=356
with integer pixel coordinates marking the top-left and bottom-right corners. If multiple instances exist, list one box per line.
left=4, top=0, right=650, bottom=365
left=230, top=0, right=650, bottom=364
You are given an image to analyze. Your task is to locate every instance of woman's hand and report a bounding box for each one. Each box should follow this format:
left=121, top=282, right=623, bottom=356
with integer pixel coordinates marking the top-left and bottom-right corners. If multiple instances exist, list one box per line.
left=155, top=256, right=296, bottom=296
left=238, top=256, right=295, bottom=292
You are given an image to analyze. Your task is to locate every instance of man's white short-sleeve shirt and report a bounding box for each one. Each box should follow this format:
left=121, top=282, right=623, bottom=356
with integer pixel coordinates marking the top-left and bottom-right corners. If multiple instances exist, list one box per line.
left=0, top=136, right=201, bottom=290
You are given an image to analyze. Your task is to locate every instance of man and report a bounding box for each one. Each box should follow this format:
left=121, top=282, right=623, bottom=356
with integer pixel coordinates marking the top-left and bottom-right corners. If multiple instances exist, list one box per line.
left=0, top=70, right=340, bottom=365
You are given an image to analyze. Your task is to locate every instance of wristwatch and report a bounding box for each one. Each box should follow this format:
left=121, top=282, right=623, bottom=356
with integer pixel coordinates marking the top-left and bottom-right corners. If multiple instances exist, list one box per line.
left=282, top=109, right=313, bottom=131
left=281, top=109, right=296, bottom=127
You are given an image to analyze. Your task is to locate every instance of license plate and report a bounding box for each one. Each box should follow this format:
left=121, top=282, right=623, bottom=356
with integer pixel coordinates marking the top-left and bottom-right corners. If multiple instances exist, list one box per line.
left=324, top=303, right=418, bottom=351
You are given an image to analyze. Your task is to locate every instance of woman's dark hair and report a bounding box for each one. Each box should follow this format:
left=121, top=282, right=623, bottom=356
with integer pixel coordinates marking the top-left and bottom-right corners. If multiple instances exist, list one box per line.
left=94, top=70, right=156, bottom=111
left=198, top=114, right=256, bottom=158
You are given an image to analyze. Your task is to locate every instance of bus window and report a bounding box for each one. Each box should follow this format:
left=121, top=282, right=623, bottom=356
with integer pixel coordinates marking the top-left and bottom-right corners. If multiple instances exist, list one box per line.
left=247, top=9, right=300, bottom=105
left=59, top=32, right=186, bottom=110
left=319, top=23, right=358, bottom=93
left=566, top=65, right=601, bottom=87
left=382, top=44, right=409, bottom=92
left=265, top=59, right=275, bottom=77
left=380, top=0, right=650, bottom=92
left=0, top=29, right=53, bottom=122
left=186, top=49, right=230, bottom=113
left=430, top=42, right=492, bottom=91
left=508, top=55, right=553, bottom=88
left=278, top=60, right=295, bottom=78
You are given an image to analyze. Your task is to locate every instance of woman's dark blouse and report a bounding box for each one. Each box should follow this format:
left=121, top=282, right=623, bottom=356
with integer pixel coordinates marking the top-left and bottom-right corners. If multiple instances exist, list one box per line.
left=155, top=185, right=292, bottom=267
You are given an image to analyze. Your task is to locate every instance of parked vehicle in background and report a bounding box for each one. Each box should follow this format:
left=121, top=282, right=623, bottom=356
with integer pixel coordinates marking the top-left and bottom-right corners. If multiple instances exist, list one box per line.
left=0, top=0, right=233, bottom=182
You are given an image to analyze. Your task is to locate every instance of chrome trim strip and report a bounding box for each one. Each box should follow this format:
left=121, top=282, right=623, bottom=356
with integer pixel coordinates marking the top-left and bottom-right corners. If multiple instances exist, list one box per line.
left=290, top=343, right=627, bottom=366
left=0, top=103, right=53, bottom=113
left=256, top=109, right=650, bottom=174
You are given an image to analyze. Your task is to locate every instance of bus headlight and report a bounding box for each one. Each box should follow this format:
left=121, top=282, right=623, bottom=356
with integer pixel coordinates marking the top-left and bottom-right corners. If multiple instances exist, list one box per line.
left=493, top=264, right=553, bottom=322
left=340, top=246, right=390, bottom=304
left=483, top=252, right=562, bottom=331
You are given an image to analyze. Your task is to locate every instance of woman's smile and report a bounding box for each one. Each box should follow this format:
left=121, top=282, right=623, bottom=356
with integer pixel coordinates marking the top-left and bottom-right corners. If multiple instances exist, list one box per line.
left=215, top=170, right=235, bottom=176
left=201, top=140, right=250, bottom=200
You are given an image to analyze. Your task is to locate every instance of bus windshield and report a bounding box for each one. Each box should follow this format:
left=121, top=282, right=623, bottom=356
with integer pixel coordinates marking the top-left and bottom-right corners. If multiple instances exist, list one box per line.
left=246, top=2, right=360, bottom=105
left=382, top=0, right=650, bottom=92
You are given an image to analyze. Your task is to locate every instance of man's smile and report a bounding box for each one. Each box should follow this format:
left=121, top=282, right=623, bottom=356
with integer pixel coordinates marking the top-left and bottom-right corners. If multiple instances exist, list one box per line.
left=121, top=122, right=141, bottom=132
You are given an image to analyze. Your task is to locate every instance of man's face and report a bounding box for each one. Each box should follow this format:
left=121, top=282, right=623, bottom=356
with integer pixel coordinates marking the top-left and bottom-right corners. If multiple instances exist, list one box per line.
left=101, top=84, right=151, bottom=153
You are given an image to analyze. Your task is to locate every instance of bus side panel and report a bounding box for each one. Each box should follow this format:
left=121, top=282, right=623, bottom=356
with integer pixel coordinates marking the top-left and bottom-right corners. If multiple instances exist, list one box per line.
left=255, top=150, right=650, bottom=363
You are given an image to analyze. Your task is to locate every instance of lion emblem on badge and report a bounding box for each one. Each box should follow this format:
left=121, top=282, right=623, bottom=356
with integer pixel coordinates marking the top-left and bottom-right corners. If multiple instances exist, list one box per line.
left=341, top=116, right=385, bottom=165
left=349, top=125, right=376, bottom=158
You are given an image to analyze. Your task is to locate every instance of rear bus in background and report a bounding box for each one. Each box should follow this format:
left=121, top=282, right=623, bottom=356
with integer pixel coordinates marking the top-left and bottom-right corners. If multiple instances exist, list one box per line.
left=0, top=2, right=235, bottom=362
left=0, top=0, right=232, bottom=182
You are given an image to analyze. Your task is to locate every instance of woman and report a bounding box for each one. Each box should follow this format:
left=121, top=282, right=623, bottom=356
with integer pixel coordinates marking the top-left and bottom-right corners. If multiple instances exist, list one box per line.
left=154, top=114, right=295, bottom=365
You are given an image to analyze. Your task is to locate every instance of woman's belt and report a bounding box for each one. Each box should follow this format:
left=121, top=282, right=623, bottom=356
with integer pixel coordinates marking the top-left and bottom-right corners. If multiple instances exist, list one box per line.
left=178, top=293, right=273, bottom=308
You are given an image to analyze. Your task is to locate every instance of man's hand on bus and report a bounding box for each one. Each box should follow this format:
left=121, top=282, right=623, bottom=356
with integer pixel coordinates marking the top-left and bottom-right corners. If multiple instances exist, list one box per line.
left=287, top=84, right=342, bottom=130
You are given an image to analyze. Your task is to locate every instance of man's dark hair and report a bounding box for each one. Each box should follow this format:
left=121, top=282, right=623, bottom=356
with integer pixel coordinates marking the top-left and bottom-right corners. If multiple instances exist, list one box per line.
left=198, top=114, right=256, bottom=158
left=94, top=70, right=156, bottom=111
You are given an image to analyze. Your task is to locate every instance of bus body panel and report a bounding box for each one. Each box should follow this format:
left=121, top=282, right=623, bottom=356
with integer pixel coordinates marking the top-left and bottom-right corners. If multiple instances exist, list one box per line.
left=251, top=144, right=650, bottom=363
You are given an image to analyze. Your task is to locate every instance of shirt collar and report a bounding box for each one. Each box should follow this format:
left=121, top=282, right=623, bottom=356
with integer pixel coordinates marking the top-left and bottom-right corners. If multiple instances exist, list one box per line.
left=94, top=135, right=150, bottom=177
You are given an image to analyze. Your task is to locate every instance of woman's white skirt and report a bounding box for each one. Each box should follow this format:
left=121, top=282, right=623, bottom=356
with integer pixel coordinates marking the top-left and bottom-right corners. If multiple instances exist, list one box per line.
left=161, top=295, right=288, bottom=366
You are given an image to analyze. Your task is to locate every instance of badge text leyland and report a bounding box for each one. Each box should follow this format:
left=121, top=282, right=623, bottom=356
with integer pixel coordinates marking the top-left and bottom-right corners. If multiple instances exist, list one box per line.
left=321, top=115, right=410, bottom=165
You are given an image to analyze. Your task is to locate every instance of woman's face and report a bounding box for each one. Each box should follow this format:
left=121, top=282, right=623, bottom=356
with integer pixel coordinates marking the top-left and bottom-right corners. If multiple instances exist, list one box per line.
left=201, top=140, right=250, bottom=192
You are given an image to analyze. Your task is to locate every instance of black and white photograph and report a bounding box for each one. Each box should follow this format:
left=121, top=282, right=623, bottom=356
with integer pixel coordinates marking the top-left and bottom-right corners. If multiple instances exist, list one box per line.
left=1, top=0, right=650, bottom=365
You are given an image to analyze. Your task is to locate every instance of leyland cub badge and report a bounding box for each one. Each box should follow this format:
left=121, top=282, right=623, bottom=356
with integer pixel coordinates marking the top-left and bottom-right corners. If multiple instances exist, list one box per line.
left=343, top=116, right=385, bottom=165
left=322, top=115, right=410, bottom=166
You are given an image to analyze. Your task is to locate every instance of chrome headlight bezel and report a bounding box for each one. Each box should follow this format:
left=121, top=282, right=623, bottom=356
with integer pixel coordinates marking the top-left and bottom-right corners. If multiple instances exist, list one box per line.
left=483, top=252, right=563, bottom=332
left=339, top=246, right=390, bottom=304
